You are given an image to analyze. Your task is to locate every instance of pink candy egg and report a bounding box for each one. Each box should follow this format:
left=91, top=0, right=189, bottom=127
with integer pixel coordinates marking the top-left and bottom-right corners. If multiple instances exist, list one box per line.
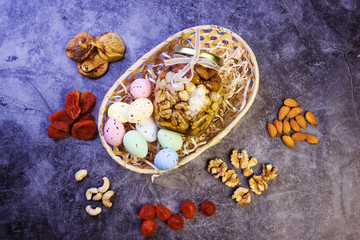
left=104, top=118, right=126, bottom=146
left=130, top=78, right=152, bottom=99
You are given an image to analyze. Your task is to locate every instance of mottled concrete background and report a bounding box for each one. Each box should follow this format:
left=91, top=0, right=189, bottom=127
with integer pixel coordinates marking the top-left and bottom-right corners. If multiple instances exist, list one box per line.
left=0, top=0, right=359, bottom=239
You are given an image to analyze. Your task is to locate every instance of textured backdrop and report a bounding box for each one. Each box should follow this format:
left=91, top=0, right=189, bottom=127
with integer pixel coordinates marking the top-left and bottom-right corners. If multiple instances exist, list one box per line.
left=0, top=0, right=359, bottom=239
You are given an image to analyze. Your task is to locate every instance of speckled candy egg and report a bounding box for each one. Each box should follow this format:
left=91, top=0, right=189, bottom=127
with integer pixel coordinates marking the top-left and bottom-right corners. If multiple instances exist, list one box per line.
left=123, top=130, right=148, bottom=158
left=107, top=102, right=129, bottom=123
left=136, top=117, right=158, bottom=143
left=126, top=98, right=153, bottom=123
left=157, top=129, right=183, bottom=151
left=154, top=148, right=179, bottom=170
left=104, top=118, right=126, bottom=146
left=130, top=78, right=152, bottom=99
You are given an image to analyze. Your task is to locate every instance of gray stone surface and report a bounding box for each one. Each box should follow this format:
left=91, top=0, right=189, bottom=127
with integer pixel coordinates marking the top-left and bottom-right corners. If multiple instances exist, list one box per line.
left=0, top=0, right=359, bottom=239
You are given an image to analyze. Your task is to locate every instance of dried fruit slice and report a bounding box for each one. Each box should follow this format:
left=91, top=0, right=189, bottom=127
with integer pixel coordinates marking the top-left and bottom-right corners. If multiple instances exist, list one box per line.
left=200, top=201, right=216, bottom=217
left=80, top=92, right=96, bottom=114
left=65, top=90, right=81, bottom=119
left=305, top=111, right=318, bottom=125
left=282, top=135, right=295, bottom=148
left=49, top=109, right=74, bottom=126
left=141, top=219, right=157, bottom=237
left=71, top=120, right=97, bottom=140
left=284, top=98, right=299, bottom=107
left=278, top=106, right=290, bottom=120
left=77, top=50, right=109, bottom=79
left=93, top=32, right=125, bottom=62
left=48, top=122, right=70, bottom=139
left=66, top=32, right=95, bottom=62
left=75, top=113, right=96, bottom=123
left=139, top=205, right=155, bottom=220
left=167, top=215, right=184, bottom=230
left=181, top=200, right=196, bottom=219
left=155, top=204, right=171, bottom=221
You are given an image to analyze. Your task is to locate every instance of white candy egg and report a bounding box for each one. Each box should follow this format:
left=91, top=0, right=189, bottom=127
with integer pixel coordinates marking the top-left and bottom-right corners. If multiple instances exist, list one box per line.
left=136, top=117, right=158, bottom=142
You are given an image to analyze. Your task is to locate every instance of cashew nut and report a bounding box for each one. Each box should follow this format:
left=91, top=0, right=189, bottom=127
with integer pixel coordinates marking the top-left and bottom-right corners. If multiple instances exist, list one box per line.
left=75, top=169, right=87, bottom=181
left=86, top=205, right=102, bottom=216
left=92, top=193, right=103, bottom=201
left=102, top=190, right=114, bottom=207
left=86, top=188, right=98, bottom=200
left=98, top=177, right=110, bottom=193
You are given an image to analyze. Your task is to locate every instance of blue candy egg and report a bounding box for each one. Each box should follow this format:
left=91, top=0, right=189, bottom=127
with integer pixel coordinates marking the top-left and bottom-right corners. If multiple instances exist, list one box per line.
left=154, top=148, right=179, bottom=171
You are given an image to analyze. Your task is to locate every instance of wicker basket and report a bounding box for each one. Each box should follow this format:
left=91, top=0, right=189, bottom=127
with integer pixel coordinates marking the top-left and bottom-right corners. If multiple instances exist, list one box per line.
left=98, top=25, right=259, bottom=174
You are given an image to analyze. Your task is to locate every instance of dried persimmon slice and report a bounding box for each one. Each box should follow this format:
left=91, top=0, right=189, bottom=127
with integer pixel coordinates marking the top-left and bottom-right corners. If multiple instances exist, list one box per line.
left=65, top=90, right=81, bottom=119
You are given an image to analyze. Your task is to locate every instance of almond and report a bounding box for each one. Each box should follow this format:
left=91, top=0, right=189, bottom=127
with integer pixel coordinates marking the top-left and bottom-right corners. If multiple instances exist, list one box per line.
left=284, top=98, right=299, bottom=107
left=274, top=119, right=283, bottom=135
left=306, top=134, right=319, bottom=144
left=291, top=132, right=307, bottom=141
left=278, top=106, right=290, bottom=120
left=267, top=122, right=277, bottom=138
left=290, top=119, right=300, bottom=132
left=282, top=135, right=295, bottom=148
left=295, top=115, right=307, bottom=129
left=305, top=111, right=318, bottom=125
left=286, top=107, right=302, bottom=118
left=283, top=119, right=291, bottom=133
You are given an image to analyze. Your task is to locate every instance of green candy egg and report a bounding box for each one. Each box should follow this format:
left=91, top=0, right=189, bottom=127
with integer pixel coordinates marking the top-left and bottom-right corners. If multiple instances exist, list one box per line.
left=157, top=129, right=183, bottom=151
left=123, top=130, right=148, bottom=158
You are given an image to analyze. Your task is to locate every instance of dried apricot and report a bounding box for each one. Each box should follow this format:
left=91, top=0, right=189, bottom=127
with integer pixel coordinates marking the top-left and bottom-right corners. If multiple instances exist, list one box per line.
left=138, top=205, right=155, bottom=220
left=181, top=200, right=196, bottom=219
left=80, top=92, right=96, bottom=114
left=49, top=109, right=74, bottom=126
left=200, top=201, right=216, bottom=217
left=76, top=113, right=96, bottom=123
left=167, top=215, right=184, bottom=230
left=141, top=219, right=157, bottom=237
left=48, top=122, right=70, bottom=139
left=65, top=90, right=81, bottom=119
left=155, top=204, right=171, bottom=221
left=71, top=120, right=96, bottom=140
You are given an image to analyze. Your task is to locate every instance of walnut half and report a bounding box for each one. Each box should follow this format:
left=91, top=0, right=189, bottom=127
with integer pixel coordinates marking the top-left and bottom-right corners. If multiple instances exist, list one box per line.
left=232, top=187, right=251, bottom=206
left=221, top=170, right=240, bottom=188
left=262, top=164, right=278, bottom=181
left=249, top=175, right=268, bottom=195
left=207, top=158, right=228, bottom=179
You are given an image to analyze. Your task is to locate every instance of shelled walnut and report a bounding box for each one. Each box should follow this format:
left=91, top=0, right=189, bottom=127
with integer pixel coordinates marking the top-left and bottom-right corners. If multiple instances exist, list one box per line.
left=261, top=164, right=278, bottom=181
left=154, top=64, right=223, bottom=136
left=232, top=187, right=251, bottom=206
left=231, top=149, right=257, bottom=177
left=207, top=158, right=228, bottom=179
left=221, top=170, right=240, bottom=188
left=249, top=175, right=268, bottom=195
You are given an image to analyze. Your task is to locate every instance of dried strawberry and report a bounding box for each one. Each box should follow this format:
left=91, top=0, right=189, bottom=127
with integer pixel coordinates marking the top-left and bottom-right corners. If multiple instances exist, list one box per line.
left=65, top=89, right=81, bottom=119
left=48, top=122, right=70, bottom=139
left=49, top=109, right=74, bottom=126
left=80, top=92, right=96, bottom=114
left=71, top=120, right=97, bottom=140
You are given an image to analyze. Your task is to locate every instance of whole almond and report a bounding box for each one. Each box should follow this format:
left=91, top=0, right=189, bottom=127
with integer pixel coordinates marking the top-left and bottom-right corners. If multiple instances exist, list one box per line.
left=274, top=119, right=283, bottom=135
left=267, top=122, right=277, bottom=138
left=286, top=107, right=302, bottom=118
left=278, top=106, right=290, bottom=120
left=282, top=135, right=295, bottom=148
left=290, top=119, right=300, bottom=132
left=305, top=111, right=318, bottom=125
left=283, top=119, right=291, bottom=133
left=291, top=132, right=307, bottom=141
left=284, top=98, right=299, bottom=107
left=295, top=115, right=307, bottom=129
left=306, top=134, right=319, bottom=144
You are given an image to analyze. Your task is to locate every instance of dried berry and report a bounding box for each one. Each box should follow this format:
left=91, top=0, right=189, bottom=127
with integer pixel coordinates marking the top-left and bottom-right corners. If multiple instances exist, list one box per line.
left=201, top=201, right=216, bottom=217
left=181, top=200, right=196, bottom=219
left=155, top=204, right=171, bottom=221
left=141, top=219, right=157, bottom=237
left=167, top=215, right=184, bottom=230
left=71, top=120, right=97, bottom=140
left=80, top=92, right=96, bottom=114
left=138, top=205, right=155, bottom=220
left=66, top=32, right=95, bottom=62
left=48, top=122, right=70, bottom=139
left=49, top=109, right=74, bottom=126
left=65, top=90, right=81, bottom=119
left=77, top=50, right=109, bottom=79
left=93, top=32, right=125, bottom=62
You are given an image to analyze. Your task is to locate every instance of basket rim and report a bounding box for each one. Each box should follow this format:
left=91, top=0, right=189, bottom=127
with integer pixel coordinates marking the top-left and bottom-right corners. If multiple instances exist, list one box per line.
left=97, top=25, right=260, bottom=174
